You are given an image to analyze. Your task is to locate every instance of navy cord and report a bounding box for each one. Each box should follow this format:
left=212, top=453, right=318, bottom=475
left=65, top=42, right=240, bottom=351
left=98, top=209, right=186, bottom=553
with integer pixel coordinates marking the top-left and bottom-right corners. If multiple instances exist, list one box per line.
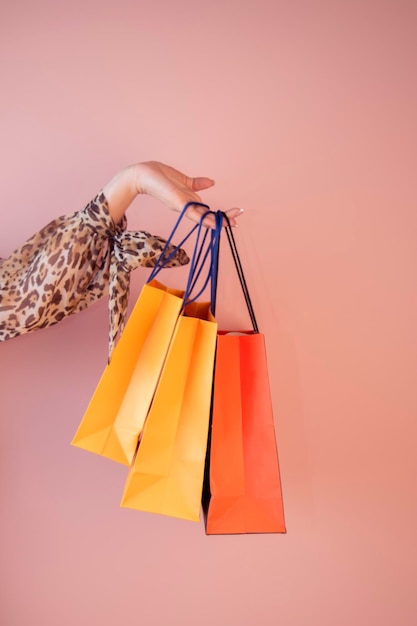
left=147, top=201, right=210, bottom=282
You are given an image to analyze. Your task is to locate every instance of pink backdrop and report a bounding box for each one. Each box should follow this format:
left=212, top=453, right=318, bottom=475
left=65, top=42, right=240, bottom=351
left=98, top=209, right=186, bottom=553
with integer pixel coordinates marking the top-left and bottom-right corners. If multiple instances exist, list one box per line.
left=1, top=1, right=416, bottom=624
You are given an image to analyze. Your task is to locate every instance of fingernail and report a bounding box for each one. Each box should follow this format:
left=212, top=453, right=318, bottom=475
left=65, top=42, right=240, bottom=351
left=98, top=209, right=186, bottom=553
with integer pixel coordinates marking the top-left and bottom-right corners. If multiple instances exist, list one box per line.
left=239, top=208, right=245, bottom=213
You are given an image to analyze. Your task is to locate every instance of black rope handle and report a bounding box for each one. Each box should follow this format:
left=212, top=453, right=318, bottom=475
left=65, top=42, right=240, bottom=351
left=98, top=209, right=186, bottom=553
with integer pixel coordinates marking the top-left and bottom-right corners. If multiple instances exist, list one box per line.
left=222, top=213, right=259, bottom=333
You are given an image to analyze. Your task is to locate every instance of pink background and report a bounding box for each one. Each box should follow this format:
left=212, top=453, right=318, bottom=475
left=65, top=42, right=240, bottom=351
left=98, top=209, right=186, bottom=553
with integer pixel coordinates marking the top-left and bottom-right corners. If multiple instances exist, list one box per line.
left=1, top=1, right=416, bottom=624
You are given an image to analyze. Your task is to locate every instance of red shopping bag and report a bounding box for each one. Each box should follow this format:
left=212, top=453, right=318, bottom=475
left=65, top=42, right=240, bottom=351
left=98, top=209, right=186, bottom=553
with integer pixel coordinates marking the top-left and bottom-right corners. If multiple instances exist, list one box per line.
left=204, top=221, right=286, bottom=534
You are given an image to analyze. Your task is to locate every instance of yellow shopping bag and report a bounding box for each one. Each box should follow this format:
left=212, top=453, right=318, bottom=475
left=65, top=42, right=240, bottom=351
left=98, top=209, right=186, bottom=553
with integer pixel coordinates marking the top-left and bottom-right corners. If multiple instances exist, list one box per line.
left=120, top=301, right=217, bottom=520
left=72, top=201, right=212, bottom=466
left=71, top=279, right=184, bottom=465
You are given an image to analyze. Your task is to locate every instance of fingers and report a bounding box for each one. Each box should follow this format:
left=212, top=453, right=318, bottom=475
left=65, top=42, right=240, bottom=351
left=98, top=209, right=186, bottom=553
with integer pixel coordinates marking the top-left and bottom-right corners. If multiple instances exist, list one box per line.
left=185, top=203, right=218, bottom=229
left=191, top=177, right=215, bottom=192
left=135, top=161, right=244, bottom=228
left=223, top=207, right=244, bottom=227
left=184, top=204, right=244, bottom=229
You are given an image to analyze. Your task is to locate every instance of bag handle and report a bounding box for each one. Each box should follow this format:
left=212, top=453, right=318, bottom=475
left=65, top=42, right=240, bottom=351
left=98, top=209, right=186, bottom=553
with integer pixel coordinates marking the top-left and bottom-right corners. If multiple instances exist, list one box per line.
left=182, top=213, right=214, bottom=306
left=184, top=210, right=223, bottom=313
left=209, top=210, right=223, bottom=316
left=147, top=201, right=210, bottom=282
left=222, top=213, right=259, bottom=333
left=147, top=200, right=221, bottom=309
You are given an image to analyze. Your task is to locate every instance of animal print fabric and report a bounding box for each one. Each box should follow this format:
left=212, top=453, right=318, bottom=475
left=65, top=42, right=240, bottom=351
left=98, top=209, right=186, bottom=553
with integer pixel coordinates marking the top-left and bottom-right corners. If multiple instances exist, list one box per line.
left=0, top=192, right=189, bottom=359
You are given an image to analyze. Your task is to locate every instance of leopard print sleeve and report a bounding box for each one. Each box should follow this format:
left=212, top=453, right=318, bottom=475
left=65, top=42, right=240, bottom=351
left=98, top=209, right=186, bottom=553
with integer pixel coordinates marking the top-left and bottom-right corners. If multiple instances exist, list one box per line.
left=0, top=192, right=189, bottom=359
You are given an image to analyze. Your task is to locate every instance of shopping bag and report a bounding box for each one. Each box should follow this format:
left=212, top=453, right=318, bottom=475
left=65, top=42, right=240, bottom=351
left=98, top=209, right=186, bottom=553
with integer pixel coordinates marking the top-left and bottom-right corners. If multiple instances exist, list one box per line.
left=71, top=279, right=184, bottom=465
left=72, top=202, right=211, bottom=466
left=204, top=221, right=286, bottom=534
left=120, top=214, right=223, bottom=520
left=120, top=302, right=217, bottom=520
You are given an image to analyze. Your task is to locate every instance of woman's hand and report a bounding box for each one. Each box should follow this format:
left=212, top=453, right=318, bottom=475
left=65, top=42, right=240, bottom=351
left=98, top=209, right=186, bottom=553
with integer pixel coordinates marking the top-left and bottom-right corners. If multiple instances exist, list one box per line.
left=102, top=161, right=243, bottom=227
left=133, top=161, right=243, bottom=228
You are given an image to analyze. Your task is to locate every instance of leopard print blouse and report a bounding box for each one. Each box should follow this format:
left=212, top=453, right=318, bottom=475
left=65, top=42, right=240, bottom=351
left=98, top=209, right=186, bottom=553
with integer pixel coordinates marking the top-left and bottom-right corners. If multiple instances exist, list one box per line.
left=0, top=192, right=189, bottom=359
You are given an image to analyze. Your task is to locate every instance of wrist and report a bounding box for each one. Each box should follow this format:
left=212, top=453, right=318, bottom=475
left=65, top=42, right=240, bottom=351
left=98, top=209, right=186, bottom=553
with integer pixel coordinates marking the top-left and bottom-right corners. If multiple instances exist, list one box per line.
left=102, top=165, right=140, bottom=224
left=131, top=161, right=149, bottom=196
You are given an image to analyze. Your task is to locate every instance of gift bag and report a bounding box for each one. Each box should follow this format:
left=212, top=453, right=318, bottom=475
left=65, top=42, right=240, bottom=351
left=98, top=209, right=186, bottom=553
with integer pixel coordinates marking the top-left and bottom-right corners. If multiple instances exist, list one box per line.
left=120, top=214, right=222, bottom=520
left=72, top=202, right=211, bottom=466
left=204, top=221, right=286, bottom=534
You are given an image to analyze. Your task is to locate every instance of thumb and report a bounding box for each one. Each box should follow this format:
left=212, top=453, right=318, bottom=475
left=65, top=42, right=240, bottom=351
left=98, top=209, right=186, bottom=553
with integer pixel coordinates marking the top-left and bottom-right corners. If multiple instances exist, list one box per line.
left=191, top=177, right=215, bottom=192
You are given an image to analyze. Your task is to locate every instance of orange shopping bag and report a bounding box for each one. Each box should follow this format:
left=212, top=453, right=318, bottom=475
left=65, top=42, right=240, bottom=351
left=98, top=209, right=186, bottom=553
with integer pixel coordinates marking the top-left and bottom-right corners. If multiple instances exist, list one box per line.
left=120, top=214, right=223, bottom=520
left=71, top=279, right=184, bottom=465
left=204, top=221, right=286, bottom=534
left=120, top=301, right=217, bottom=520
left=72, top=202, right=211, bottom=466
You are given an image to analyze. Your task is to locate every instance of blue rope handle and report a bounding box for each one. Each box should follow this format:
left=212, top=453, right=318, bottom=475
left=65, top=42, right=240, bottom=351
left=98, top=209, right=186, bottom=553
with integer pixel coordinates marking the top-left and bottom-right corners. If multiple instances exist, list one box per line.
left=210, top=211, right=223, bottom=315
left=186, top=231, right=212, bottom=296
left=184, top=210, right=223, bottom=310
left=182, top=210, right=214, bottom=304
left=147, top=201, right=210, bottom=282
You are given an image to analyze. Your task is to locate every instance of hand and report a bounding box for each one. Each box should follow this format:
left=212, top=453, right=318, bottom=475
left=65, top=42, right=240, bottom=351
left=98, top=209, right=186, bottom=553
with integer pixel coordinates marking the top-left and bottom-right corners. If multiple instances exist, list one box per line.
left=133, top=161, right=243, bottom=229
